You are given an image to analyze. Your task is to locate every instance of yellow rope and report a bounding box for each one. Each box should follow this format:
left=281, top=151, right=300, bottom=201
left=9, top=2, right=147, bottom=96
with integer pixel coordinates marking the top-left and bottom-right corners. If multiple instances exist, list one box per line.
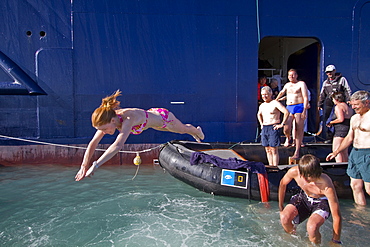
left=0, top=134, right=163, bottom=154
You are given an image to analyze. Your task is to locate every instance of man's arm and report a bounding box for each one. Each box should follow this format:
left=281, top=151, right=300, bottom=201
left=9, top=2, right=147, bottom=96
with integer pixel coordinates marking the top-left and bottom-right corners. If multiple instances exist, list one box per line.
left=324, top=179, right=342, bottom=243
left=318, top=81, right=328, bottom=109
left=300, top=82, right=309, bottom=119
left=278, top=167, right=296, bottom=210
left=326, top=118, right=355, bottom=160
left=274, top=101, right=289, bottom=129
left=257, top=106, right=264, bottom=126
left=275, top=85, right=287, bottom=101
left=340, top=76, right=352, bottom=101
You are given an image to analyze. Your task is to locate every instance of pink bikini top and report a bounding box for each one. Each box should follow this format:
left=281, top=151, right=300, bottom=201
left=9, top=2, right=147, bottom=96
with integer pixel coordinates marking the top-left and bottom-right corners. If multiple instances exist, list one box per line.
left=117, top=111, right=149, bottom=135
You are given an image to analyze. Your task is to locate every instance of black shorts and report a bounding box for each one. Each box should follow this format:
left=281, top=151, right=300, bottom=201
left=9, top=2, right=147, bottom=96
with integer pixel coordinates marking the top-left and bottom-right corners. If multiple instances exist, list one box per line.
left=288, top=190, right=331, bottom=224
left=334, top=123, right=350, bottom=138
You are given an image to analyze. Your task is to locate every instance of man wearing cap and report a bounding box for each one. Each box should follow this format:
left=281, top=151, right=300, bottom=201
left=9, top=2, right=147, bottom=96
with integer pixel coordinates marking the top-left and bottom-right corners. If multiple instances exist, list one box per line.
left=318, top=65, right=352, bottom=143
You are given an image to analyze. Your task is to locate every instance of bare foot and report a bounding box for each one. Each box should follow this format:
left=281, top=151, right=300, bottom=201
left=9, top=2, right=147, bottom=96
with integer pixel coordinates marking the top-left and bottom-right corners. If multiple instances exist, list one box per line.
left=192, top=126, right=205, bottom=143
left=290, top=224, right=297, bottom=235
left=283, top=138, right=290, bottom=147
left=291, top=154, right=300, bottom=159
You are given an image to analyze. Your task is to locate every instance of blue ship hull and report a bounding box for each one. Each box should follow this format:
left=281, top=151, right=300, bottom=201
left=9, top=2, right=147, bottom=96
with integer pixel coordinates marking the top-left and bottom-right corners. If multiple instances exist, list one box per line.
left=1, top=0, right=369, bottom=145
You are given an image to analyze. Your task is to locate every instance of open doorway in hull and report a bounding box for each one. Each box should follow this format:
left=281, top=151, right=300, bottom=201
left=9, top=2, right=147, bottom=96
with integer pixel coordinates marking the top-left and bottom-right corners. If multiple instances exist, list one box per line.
left=258, top=37, right=321, bottom=134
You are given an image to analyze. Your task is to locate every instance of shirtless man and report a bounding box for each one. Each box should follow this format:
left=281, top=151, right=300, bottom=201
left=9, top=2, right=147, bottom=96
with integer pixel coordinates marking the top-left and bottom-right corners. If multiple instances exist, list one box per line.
left=257, top=86, right=289, bottom=166
left=276, top=69, right=309, bottom=159
left=279, top=154, right=342, bottom=245
left=326, top=90, right=370, bottom=205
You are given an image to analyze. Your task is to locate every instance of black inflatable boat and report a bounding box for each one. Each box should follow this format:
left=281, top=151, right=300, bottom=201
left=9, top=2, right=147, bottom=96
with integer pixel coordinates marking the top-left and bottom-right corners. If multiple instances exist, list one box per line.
left=158, top=140, right=352, bottom=202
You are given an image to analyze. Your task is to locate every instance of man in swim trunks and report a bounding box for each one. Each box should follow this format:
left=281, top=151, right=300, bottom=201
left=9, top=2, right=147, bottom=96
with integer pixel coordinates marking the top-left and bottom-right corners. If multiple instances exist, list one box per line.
left=276, top=69, right=309, bottom=159
left=279, top=154, right=342, bottom=245
left=257, top=86, right=289, bottom=166
left=327, top=90, right=370, bottom=206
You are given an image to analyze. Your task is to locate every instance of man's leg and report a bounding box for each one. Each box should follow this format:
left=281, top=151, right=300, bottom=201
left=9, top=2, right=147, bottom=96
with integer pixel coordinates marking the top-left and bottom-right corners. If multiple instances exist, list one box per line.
left=283, top=115, right=293, bottom=147
left=271, top=147, right=279, bottom=166
left=364, top=181, right=370, bottom=200
left=280, top=204, right=298, bottom=234
left=350, top=178, right=366, bottom=205
left=292, top=113, right=304, bottom=159
left=265, top=147, right=273, bottom=166
left=306, top=213, right=325, bottom=244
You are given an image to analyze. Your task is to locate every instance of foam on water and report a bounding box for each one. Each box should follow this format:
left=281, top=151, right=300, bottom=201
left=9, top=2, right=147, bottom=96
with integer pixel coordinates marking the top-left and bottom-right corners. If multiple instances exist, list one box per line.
left=0, top=164, right=369, bottom=246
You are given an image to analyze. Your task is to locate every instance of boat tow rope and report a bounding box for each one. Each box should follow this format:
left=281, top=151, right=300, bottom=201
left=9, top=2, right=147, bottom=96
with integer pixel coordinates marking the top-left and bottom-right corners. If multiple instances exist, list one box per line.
left=0, top=134, right=163, bottom=179
left=0, top=134, right=163, bottom=154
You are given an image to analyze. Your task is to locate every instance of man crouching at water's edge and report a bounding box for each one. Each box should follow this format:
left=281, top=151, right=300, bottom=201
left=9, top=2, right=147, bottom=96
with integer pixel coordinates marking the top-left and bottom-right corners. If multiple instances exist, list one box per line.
left=278, top=154, right=342, bottom=245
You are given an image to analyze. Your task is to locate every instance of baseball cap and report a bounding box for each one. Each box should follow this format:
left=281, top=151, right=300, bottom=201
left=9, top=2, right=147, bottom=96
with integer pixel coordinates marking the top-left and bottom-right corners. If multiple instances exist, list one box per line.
left=325, top=65, right=336, bottom=72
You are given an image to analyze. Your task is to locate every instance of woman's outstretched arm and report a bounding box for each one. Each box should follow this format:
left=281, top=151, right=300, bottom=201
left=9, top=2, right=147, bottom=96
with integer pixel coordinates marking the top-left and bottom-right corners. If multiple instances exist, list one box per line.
left=75, top=130, right=105, bottom=181
left=76, top=116, right=135, bottom=180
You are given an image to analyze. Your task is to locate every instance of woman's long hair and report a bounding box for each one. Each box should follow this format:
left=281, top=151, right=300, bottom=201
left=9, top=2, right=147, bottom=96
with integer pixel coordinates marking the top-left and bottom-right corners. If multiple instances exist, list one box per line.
left=91, top=90, right=121, bottom=127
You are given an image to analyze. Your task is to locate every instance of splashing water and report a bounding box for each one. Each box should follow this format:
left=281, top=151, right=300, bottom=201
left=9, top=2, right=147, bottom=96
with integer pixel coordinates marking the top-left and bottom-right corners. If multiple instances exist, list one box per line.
left=0, top=165, right=369, bottom=246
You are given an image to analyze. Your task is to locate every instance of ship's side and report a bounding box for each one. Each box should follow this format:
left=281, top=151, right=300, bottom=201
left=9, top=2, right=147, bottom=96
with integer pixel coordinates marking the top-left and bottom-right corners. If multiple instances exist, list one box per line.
left=0, top=0, right=368, bottom=147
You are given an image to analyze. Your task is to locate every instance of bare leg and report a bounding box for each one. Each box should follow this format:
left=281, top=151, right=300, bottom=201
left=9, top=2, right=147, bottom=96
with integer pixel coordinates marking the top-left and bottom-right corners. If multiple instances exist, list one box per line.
left=365, top=182, right=370, bottom=198
left=351, top=178, right=367, bottom=205
left=283, top=115, right=293, bottom=147
left=333, top=137, right=344, bottom=162
left=265, top=147, right=273, bottom=166
left=292, top=120, right=296, bottom=146
left=292, top=113, right=304, bottom=159
left=291, top=120, right=305, bottom=147
left=164, top=113, right=205, bottom=142
left=306, top=214, right=325, bottom=244
left=280, top=204, right=298, bottom=234
left=271, top=147, right=279, bottom=166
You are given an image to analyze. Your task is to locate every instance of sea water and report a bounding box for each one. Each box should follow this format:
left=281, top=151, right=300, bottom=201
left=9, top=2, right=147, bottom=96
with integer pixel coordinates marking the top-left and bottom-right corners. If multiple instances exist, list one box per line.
left=0, top=164, right=369, bottom=247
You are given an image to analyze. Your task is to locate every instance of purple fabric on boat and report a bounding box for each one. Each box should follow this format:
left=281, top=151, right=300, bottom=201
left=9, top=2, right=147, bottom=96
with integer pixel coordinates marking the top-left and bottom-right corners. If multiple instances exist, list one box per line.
left=190, top=152, right=266, bottom=174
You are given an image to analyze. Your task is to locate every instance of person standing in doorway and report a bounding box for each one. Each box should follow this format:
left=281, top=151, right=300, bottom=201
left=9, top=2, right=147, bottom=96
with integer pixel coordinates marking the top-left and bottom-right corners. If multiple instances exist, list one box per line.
left=318, top=65, right=352, bottom=143
left=269, top=78, right=280, bottom=100
left=257, top=74, right=268, bottom=105
left=257, top=86, right=289, bottom=166
left=276, top=69, right=309, bottom=159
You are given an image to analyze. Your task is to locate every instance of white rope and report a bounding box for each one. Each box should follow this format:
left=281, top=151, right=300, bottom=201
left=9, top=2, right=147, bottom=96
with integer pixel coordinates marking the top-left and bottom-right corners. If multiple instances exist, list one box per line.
left=0, top=134, right=163, bottom=154
left=132, top=165, right=140, bottom=180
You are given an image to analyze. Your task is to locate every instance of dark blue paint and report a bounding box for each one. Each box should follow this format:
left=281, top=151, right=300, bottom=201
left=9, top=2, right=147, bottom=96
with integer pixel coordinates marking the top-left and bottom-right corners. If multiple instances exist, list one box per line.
left=0, top=0, right=368, bottom=144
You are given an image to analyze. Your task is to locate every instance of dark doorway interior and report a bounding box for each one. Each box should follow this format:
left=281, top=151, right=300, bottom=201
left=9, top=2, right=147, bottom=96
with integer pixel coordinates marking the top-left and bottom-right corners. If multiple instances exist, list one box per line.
left=259, top=37, right=321, bottom=133
left=287, top=42, right=320, bottom=133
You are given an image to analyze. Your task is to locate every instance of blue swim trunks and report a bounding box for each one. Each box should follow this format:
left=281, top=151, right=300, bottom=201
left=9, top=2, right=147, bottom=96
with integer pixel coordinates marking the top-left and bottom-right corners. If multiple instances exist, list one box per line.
left=286, top=103, right=304, bottom=114
left=347, top=148, right=370, bottom=182
left=261, top=124, right=281, bottom=147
